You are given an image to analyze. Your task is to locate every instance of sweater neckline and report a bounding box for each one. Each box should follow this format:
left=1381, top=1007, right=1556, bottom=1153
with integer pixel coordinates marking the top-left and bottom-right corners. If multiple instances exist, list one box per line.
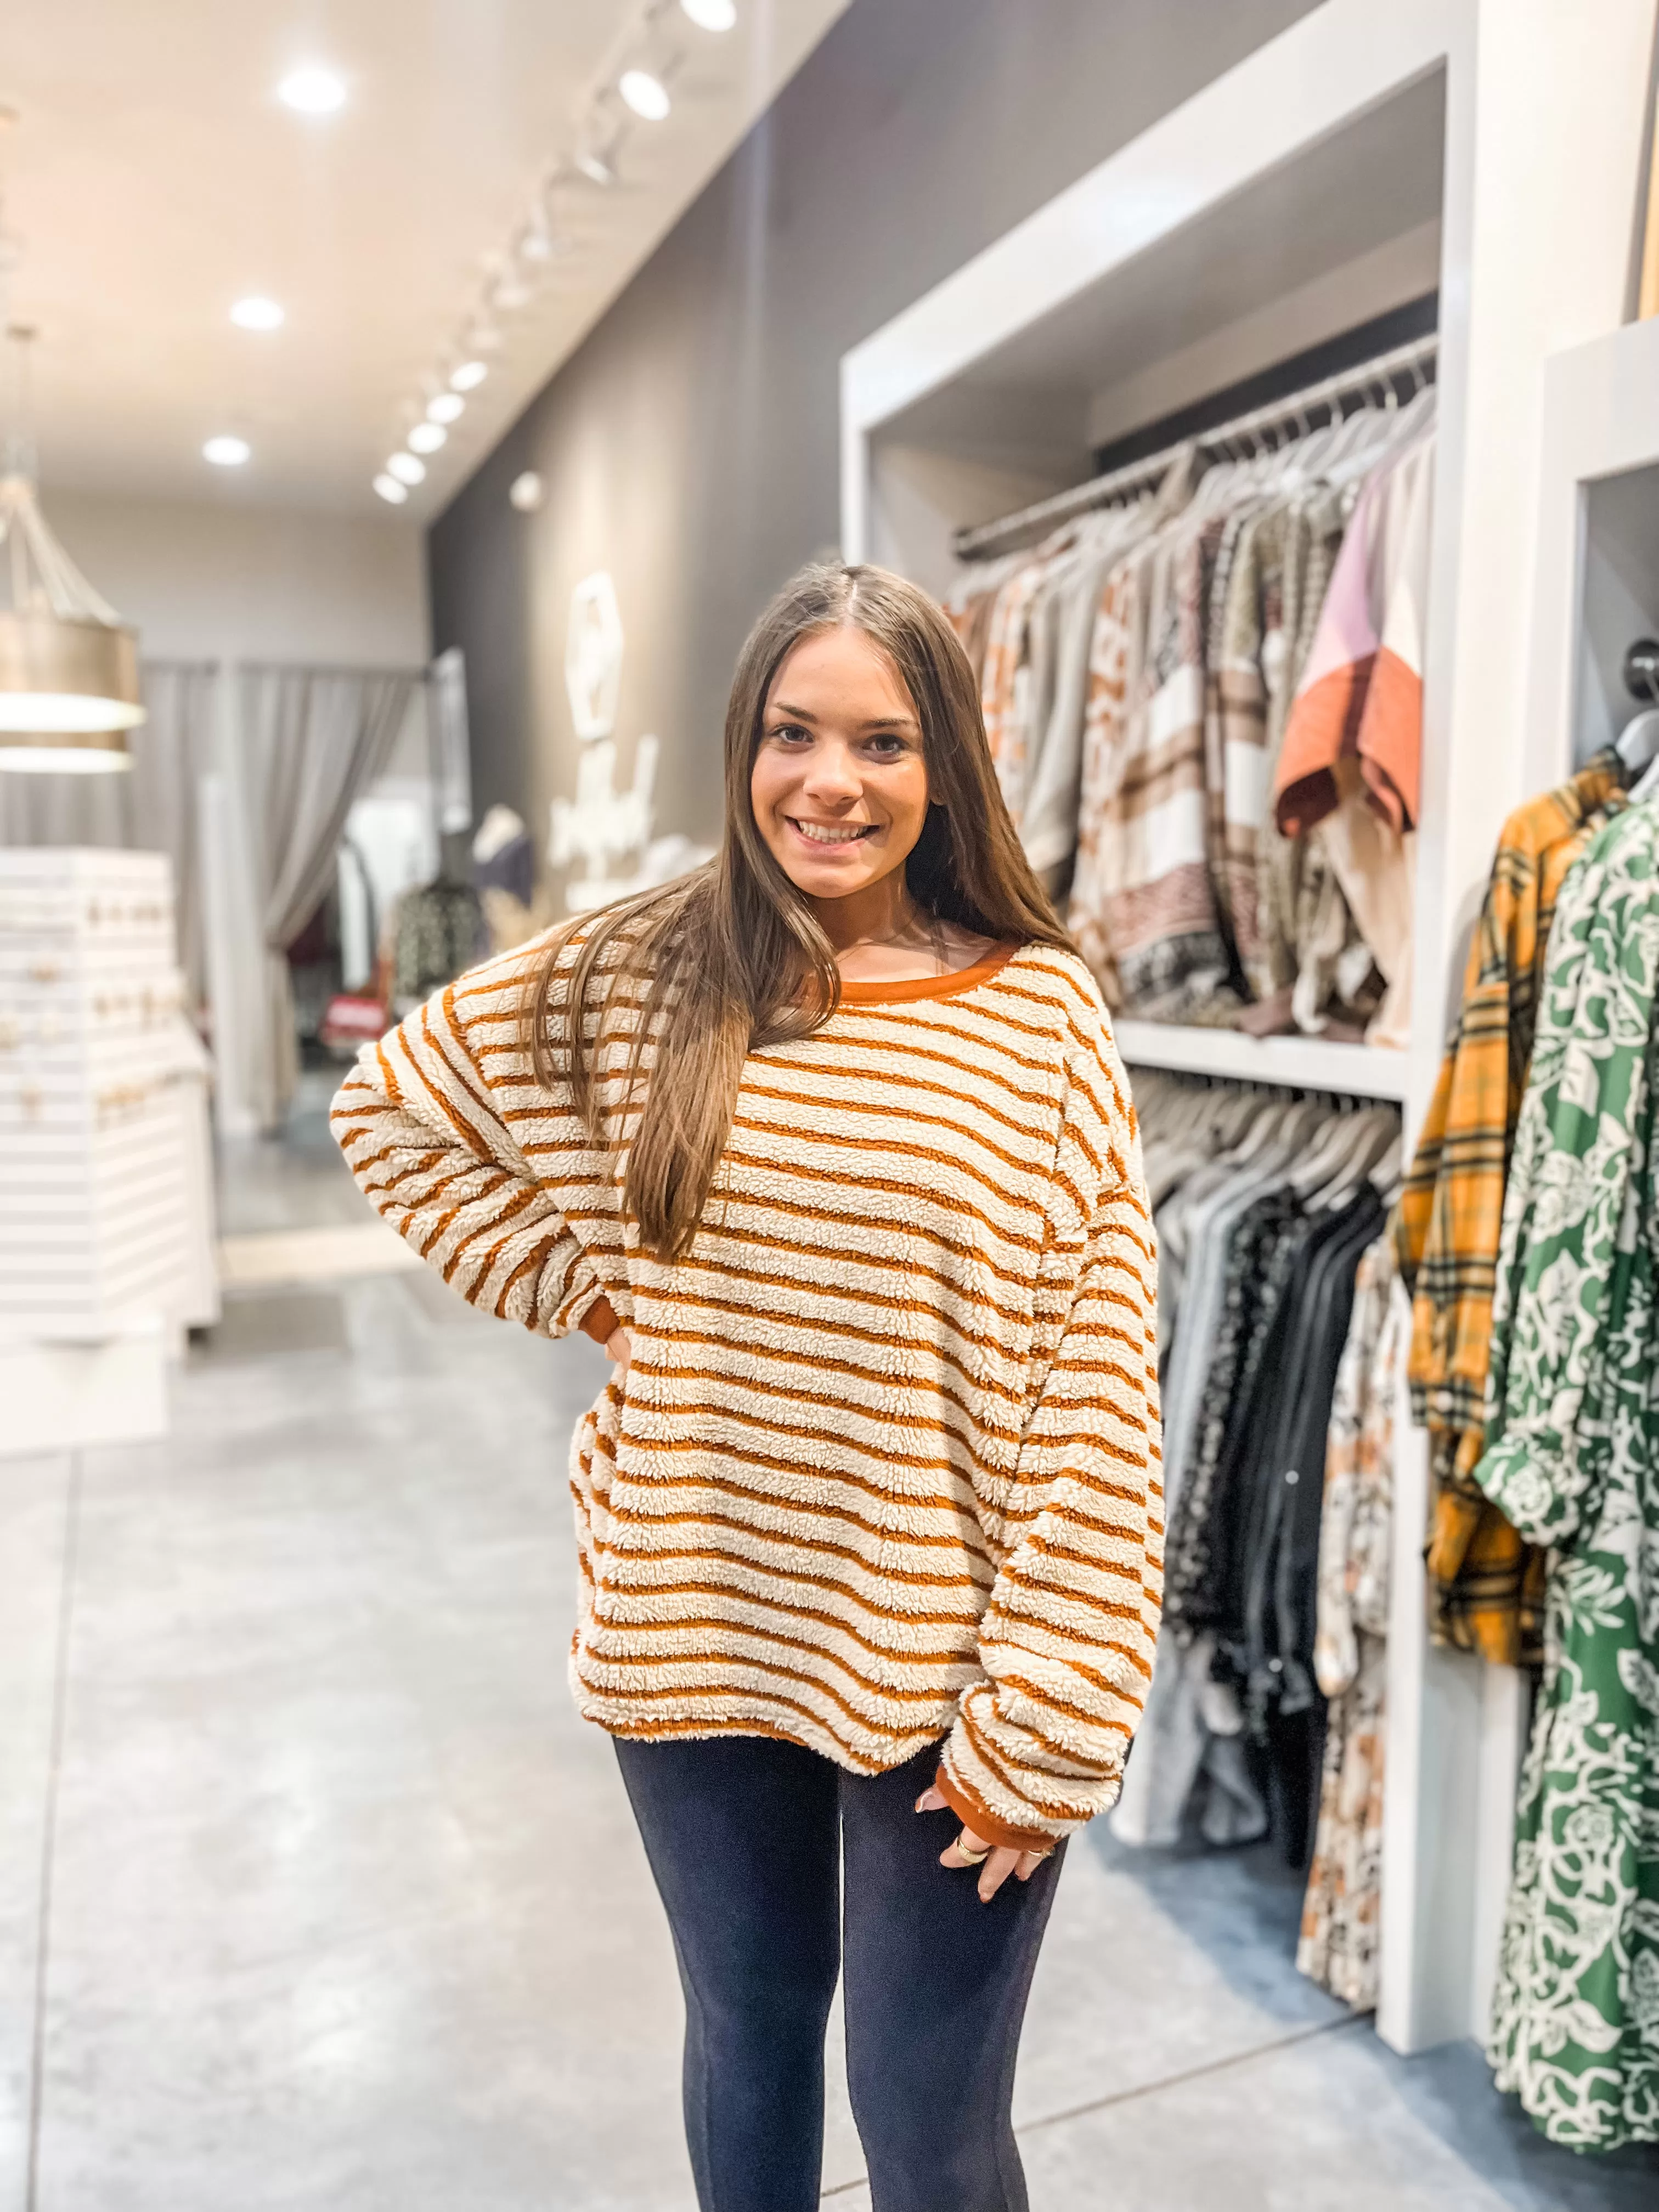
left=833, top=941, right=1020, bottom=1005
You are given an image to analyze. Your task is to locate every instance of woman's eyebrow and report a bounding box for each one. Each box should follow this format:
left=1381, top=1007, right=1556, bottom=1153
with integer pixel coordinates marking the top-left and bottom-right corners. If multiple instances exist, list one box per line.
left=766, top=701, right=918, bottom=731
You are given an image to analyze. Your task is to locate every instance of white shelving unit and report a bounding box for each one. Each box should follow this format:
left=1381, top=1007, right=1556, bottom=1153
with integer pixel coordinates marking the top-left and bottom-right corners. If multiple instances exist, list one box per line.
left=840, top=0, right=1658, bottom=2056
left=1112, top=1022, right=1411, bottom=1101
left=1525, top=313, right=1659, bottom=797
left=0, top=848, right=221, bottom=1457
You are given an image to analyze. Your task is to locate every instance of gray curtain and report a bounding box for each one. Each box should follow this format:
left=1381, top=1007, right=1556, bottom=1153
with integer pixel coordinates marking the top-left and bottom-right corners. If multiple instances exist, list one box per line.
left=230, top=664, right=420, bottom=1130
left=0, top=660, right=219, bottom=1007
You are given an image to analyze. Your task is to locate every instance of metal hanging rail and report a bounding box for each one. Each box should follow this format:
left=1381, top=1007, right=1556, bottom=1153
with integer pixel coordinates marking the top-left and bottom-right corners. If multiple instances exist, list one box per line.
left=951, top=330, right=1438, bottom=562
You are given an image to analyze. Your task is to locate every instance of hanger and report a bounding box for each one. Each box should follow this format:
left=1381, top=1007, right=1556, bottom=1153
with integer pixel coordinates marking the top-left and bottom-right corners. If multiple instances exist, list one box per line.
left=1325, top=380, right=1435, bottom=490
left=1286, top=1101, right=1386, bottom=1205
left=1365, top=1131, right=1405, bottom=1205
left=1628, top=742, right=1659, bottom=804
left=1223, top=1093, right=1302, bottom=1168
left=1617, top=707, right=1659, bottom=781
left=1311, top=1109, right=1400, bottom=1211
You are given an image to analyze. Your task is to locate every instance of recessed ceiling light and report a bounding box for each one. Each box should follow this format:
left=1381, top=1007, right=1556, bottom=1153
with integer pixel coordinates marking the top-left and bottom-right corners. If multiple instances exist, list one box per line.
left=574, top=148, right=617, bottom=186
left=386, top=452, right=426, bottom=486
left=407, top=421, right=447, bottom=454
left=373, top=473, right=409, bottom=505
left=230, top=295, right=284, bottom=331
left=491, top=272, right=532, bottom=312
left=449, top=360, right=489, bottom=392
left=518, top=217, right=572, bottom=266
left=681, top=0, right=737, bottom=27
left=427, top=392, right=465, bottom=424
left=509, top=471, right=545, bottom=513
left=203, top=435, right=251, bottom=467
left=619, top=70, right=671, bottom=122
left=277, top=66, right=347, bottom=116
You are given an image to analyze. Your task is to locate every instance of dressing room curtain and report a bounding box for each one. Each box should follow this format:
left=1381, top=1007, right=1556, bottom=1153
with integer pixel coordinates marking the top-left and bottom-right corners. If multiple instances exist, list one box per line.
left=0, top=659, right=221, bottom=1008
left=227, top=663, right=420, bottom=1132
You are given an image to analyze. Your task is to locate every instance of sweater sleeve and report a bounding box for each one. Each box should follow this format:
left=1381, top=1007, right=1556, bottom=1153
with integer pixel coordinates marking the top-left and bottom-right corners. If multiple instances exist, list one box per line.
left=329, top=958, right=610, bottom=1341
left=936, top=1017, right=1163, bottom=1847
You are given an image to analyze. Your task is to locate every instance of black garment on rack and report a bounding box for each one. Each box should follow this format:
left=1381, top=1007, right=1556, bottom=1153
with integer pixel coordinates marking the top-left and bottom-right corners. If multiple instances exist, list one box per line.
left=1235, top=1188, right=1384, bottom=1863
left=1161, top=1185, right=1301, bottom=1638
left=1175, top=1203, right=1325, bottom=1646
left=1263, top=1189, right=1385, bottom=1713
left=1166, top=1182, right=1381, bottom=1866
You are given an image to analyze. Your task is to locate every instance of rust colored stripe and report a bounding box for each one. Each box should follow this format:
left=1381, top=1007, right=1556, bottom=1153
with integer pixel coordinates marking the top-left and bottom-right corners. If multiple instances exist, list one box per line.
left=591, top=1502, right=989, bottom=1591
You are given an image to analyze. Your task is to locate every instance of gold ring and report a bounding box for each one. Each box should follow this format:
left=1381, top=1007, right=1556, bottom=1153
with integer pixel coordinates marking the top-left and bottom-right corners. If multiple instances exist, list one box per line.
left=955, top=1834, right=991, bottom=1865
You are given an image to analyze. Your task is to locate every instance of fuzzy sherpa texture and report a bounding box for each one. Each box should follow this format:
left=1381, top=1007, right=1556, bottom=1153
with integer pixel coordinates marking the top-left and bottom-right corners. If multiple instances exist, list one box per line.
left=330, top=933, right=1163, bottom=1843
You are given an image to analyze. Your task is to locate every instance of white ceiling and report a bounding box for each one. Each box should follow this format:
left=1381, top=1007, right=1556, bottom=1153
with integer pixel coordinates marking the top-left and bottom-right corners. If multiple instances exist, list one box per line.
left=3, top=0, right=854, bottom=516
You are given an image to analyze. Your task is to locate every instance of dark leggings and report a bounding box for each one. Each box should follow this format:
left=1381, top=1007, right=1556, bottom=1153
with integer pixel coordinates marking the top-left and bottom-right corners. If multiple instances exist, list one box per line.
left=612, top=1733, right=1064, bottom=2212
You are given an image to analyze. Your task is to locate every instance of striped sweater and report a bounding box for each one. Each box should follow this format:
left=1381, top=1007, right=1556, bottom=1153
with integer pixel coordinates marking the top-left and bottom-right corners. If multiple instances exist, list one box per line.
left=330, top=933, right=1163, bottom=1846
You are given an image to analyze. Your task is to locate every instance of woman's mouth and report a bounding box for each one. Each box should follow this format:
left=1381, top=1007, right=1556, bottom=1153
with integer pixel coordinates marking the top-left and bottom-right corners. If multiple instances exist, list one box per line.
left=786, top=817, right=877, bottom=847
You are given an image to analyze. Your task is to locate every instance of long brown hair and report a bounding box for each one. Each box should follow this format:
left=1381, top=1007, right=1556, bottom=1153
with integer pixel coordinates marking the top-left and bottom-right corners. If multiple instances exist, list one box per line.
left=526, top=560, right=1073, bottom=1260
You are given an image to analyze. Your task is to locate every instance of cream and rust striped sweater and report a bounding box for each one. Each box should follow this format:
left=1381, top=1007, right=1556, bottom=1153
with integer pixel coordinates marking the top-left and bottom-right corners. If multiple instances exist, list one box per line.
left=331, top=933, right=1162, bottom=1846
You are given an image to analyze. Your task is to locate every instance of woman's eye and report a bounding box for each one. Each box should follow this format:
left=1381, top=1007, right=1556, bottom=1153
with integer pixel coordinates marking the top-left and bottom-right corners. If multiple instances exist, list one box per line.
left=769, top=723, right=811, bottom=744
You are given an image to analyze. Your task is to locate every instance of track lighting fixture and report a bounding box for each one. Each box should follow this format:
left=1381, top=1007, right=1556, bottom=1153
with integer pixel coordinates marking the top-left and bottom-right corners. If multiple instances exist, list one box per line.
left=620, top=69, right=671, bottom=122
left=372, top=0, right=749, bottom=499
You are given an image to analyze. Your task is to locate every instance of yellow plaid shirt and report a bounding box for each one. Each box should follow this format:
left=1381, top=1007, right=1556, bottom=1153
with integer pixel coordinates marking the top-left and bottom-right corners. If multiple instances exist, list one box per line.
left=1395, top=752, right=1627, bottom=1666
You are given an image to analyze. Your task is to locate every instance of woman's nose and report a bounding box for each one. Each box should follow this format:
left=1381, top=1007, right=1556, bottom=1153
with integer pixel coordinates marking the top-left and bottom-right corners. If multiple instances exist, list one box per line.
left=799, top=742, right=861, bottom=800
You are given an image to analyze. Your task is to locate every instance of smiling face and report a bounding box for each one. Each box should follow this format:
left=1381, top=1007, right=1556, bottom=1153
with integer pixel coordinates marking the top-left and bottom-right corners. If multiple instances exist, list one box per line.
left=750, top=625, right=930, bottom=907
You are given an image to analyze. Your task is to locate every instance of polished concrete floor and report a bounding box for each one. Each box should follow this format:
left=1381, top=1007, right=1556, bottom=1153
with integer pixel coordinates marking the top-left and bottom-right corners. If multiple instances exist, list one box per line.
left=4, top=1074, right=1658, bottom=2210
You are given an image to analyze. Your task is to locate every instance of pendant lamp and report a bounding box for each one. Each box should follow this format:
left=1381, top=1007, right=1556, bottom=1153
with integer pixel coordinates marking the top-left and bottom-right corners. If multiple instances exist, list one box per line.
left=0, top=457, right=144, bottom=775
left=0, top=138, right=143, bottom=773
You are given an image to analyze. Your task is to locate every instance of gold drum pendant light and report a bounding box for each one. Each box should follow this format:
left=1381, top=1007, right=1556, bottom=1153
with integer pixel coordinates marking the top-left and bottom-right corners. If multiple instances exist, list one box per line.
left=0, top=404, right=145, bottom=776
left=0, top=481, right=145, bottom=770
left=0, top=116, right=143, bottom=773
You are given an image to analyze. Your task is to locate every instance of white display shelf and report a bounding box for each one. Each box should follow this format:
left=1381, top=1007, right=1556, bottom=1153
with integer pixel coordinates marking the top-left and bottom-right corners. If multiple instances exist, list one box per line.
left=1525, top=312, right=1659, bottom=797
left=1113, top=1019, right=1411, bottom=1099
left=0, top=850, right=219, bottom=1353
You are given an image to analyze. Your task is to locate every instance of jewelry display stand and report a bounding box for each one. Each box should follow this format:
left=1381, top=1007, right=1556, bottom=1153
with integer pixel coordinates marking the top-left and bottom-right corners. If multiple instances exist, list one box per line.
left=0, top=847, right=219, bottom=1458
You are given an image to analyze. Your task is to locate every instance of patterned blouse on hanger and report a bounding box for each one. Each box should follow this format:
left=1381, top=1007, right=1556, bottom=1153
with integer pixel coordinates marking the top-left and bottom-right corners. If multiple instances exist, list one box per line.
left=1475, top=802, right=1659, bottom=2152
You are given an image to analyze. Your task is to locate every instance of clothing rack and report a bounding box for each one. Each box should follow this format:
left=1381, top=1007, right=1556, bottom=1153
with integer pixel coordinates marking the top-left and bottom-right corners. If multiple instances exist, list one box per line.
left=1132, top=1065, right=1401, bottom=1116
left=952, top=331, right=1439, bottom=563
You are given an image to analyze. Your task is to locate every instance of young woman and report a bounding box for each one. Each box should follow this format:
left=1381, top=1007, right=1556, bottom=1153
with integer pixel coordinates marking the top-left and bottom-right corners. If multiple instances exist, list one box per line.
left=332, top=563, right=1161, bottom=2212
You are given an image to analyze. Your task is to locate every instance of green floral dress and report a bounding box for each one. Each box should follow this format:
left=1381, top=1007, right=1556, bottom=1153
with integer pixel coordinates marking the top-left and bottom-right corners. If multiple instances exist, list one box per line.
left=1475, top=803, right=1659, bottom=2152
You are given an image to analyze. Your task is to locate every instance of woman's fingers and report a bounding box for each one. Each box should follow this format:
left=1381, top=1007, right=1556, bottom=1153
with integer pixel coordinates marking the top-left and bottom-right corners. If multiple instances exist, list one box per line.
left=974, top=1847, right=1022, bottom=1901
left=605, top=1326, right=633, bottom=1369
left=915, top=1787, right=1053, bottom=1899
left=938, top=1825, right=991, bottom=1869
left=939, top=1823, right=1017, bottom=1900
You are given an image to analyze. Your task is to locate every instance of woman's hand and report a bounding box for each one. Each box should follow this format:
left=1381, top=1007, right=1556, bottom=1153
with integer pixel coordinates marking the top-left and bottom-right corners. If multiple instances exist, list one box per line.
left=605, top=1326, right=633, bottom=1371
left=913, top=1784, right=1051, bottom=1901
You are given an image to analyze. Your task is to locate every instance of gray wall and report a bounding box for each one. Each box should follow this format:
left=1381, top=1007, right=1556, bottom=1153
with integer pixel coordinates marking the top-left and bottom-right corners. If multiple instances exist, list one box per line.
left=427, top=0, right=1320, bottom=866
